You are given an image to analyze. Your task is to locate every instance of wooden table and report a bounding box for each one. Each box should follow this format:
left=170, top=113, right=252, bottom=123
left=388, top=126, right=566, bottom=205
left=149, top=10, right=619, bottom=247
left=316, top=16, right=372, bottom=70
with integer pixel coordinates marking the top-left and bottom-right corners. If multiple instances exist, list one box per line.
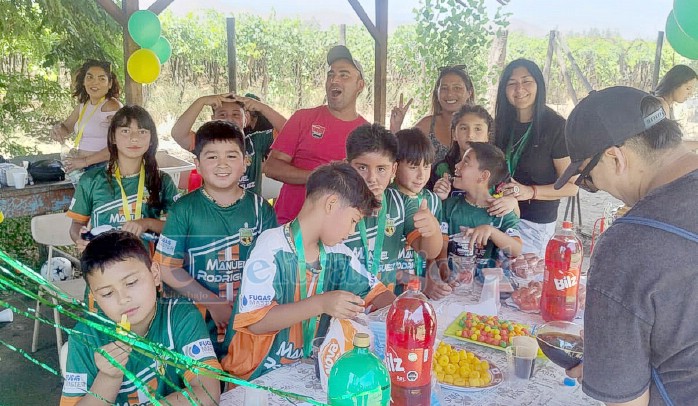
left=0, top=180, right=74, bottom=219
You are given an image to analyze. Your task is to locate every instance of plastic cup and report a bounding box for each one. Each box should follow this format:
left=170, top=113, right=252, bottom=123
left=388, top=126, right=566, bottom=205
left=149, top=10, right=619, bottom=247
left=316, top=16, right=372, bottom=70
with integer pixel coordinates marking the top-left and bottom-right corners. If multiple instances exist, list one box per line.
left=12, top=171, right=27, bottom=189
left=243, top=386, right=269, bottom=406
left=0, top=308, right=13, bottom=322
left=450, top=255, right=475, bottom=293
left=506, top=345, right=537, bottom=381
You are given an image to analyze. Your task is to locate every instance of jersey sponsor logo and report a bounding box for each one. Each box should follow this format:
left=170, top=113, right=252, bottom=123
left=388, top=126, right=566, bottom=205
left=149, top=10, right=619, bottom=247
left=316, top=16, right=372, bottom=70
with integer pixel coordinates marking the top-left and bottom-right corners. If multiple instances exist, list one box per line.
left=239, top=223, right=254, bottom=246
left=241, top=294, right=272, bottom=308
left=276, top=340, right=303, bottom=360
left=385, top=217, right=396, bottom=237
left=505, top=228, right=521, bottom=238
left=63, top=372, right=87, bottom=394
left=182, top=339, right=216, bottom=361
left=172, top=192, right=182, bottom=202
left=196, top=269, right=242, bottom=283
left=157, top=236, right=177, bottom=256
left=311, top=124, right=325, bottom=139
left=440, top=222, right=449, bottom=234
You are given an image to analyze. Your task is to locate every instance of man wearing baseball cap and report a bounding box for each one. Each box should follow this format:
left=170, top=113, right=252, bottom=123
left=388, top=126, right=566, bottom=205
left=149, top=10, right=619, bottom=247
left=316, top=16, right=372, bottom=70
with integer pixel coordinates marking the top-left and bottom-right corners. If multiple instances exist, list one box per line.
left=560, top=87, right=698, bottom=405
left=264, top=45, right=366, bottom=224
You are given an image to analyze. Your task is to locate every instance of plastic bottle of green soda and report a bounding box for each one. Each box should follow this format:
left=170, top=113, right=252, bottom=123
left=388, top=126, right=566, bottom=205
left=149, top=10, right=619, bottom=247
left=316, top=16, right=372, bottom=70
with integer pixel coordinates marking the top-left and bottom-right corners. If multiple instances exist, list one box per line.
left=327, top=332, right=391, bottom=405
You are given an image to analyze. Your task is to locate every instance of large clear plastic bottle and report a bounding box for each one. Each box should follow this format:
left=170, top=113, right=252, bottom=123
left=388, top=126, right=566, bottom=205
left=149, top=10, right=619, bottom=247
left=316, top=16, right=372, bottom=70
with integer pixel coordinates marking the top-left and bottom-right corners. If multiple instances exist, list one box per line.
left=540, top=221, right=583, bottom=322
left=385, top=279, right=437, bottom=405
left=327, top=332, right=390, bottom=405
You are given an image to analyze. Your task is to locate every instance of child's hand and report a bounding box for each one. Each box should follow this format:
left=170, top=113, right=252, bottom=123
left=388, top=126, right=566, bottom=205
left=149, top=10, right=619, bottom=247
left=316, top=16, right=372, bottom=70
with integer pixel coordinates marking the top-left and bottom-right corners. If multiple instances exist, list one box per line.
left=206, top=301, right=233, bottom=329
left=423, top=263, right=453, bottom=300
left=201, top=92, right=235, bottom=110
left=320, top=291, right=364, bottom=319
left=433, top=173, right=452, bottom=200
left=465, top=225, right=493, bottom=252
left=76, top=226, right=90, bottom=252
left=487, top=195, right=518, bottom=217
left=412, top=199, right=440, bottom=238
left=95, top=341, right=132, bottom=378
left=121, top=219, right=148, bottom=237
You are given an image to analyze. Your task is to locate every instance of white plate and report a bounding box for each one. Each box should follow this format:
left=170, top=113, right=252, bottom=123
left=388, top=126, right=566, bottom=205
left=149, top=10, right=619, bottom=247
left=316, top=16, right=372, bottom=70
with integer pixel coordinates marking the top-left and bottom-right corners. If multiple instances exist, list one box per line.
left=436, top=350, right=504, bottom=392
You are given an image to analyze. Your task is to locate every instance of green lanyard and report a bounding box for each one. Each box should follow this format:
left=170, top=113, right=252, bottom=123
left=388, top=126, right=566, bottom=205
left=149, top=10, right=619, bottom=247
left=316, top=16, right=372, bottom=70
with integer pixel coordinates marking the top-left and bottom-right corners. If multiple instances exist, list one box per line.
left=290, top=219, right=327, bottom=358
left=505, top=123, right=533, bottom=178
left=358, top=192, right=387, bottom=276
left=413, top=193, right=425, bottom=277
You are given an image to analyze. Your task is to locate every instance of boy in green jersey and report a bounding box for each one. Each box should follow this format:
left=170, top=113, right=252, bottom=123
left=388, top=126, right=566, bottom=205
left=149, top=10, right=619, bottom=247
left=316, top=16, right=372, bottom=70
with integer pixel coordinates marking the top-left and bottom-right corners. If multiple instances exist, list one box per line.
left=444, top=142, right=523, bottom=281
left=222, top=162, right=395, bottom=380
left=391, top=128, right=450, bottom=296
left=343, top=124, right=444, bottom=293
left=155, top=121, right=277, bottom=357
left=60, top=231, right=221, bottom=406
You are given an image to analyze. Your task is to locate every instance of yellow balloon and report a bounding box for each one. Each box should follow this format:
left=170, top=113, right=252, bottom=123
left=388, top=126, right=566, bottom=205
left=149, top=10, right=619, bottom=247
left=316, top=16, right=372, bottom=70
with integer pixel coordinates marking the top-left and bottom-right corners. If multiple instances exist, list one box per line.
left=127, top=49, right=161, bottom=84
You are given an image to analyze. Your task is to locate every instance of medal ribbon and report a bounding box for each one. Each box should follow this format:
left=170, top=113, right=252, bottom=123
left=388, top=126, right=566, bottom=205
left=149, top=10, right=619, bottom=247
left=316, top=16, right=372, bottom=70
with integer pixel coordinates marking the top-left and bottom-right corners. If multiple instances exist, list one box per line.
left=414, top=193, right=425, bottom=277
left=358, top=192, right=387, bottom=275
left=505, top=123, right=533, bottom=178
left=290, top=219, right=327, bottom=358
left=114, top=163, right=145, bottom=221
left=74, top=97, right=105, bottom=148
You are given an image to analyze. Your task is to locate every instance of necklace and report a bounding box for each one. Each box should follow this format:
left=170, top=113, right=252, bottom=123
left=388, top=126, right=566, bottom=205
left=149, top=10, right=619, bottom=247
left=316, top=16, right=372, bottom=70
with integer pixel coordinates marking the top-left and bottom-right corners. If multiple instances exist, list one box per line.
left=201, top=188, right=241, bottom=208
left=464, top=196, right=489, bottom=209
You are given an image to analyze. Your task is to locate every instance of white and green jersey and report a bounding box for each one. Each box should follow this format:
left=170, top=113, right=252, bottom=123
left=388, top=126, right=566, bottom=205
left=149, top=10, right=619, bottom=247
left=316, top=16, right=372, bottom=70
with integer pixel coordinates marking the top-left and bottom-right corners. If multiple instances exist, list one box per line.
left=239, top=129, right=274, bottom=195
left=60, top=298, right=221, bottom=406
left=222, top=224, right=389, bottom=381
left=394, top=188, right=445, bottom=281
left=342, top=188, right=420, bottom=292
left=67, top=167, right=178, bottom=231
left=442, top=195, right=521, bottom=268
left=154, top=189, right=276, bottom=352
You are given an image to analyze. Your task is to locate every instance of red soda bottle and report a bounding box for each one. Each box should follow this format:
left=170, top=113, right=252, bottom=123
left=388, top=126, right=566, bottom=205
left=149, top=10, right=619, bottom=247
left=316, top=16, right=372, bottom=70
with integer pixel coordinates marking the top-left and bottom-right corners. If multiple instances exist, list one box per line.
left=540, top=221, right=583, bottom=321
left=187, top=169, right=203, bottom=192
left=385, top=279, right=436, bottom=405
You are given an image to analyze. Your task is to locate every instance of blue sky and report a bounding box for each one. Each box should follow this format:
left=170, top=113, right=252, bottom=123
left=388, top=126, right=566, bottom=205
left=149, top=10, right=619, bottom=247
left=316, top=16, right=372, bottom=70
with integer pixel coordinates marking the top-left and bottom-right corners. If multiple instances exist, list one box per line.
left=145, top=0, right=674, bottom=40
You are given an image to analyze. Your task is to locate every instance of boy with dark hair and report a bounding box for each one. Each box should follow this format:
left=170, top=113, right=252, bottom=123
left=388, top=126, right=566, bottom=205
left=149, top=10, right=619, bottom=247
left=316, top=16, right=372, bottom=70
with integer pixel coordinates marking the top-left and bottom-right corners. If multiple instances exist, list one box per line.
left=60, top=231, right=221, bottom=406
left=222, top=162, right=395, bottom=380
left=343, top=123, right=444, bottom=292
left=155, top=120, right=277, bottom=357
left=443, top=142, right=522, bottom=278
left=171, top=93, right=286, bottom=194
left=392, top=128, right=449, bottom=294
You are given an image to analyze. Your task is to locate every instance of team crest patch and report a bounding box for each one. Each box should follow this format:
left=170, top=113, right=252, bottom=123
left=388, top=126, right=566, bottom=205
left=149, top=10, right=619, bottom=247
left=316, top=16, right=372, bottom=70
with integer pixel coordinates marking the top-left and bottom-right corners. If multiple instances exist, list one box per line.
left=240, top=223, right=254, bottom=246
left=385, top=217, right=396, bottom=237
left=311, top=124, right=326, bottom=139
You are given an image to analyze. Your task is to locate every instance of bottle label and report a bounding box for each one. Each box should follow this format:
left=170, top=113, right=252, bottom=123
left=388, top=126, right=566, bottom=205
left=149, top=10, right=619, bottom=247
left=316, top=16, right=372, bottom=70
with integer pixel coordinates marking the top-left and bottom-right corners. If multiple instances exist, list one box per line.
left=385, top=346, right=432, bottom=387
left=553, top=274, right=578, bottom=291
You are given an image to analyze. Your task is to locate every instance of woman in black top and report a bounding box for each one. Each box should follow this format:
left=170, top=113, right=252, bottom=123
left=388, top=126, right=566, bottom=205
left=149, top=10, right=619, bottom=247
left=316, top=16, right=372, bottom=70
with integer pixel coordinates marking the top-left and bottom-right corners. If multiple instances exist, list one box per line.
left=492, top=59, right=578, bottom=257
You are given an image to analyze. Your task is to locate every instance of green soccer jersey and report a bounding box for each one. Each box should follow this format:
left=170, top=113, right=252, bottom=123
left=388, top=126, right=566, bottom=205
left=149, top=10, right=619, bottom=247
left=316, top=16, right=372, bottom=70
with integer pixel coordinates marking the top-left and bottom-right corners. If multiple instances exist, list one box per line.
left=60, top=298, right=221, bottom=406
left=223, top=224, right=389, bottom=380
left=394, top=188, right=445, bottom=286
left=343, top=188, right=419, bottom=292
left=442, top=195, right=521, bottom=267
left=67, top=167, right=179, bottom=231
left=239, top=129, right=274, bottom=195
left=154, top=189, right=277, bottom=353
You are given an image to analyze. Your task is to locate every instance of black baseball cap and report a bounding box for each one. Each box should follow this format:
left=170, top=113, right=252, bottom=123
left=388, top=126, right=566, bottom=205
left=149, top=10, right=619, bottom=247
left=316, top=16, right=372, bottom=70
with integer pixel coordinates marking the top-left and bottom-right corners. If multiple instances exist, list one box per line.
left=327, top=45, right=364, bottom=79
left=554, top=86, right=667, bottom=189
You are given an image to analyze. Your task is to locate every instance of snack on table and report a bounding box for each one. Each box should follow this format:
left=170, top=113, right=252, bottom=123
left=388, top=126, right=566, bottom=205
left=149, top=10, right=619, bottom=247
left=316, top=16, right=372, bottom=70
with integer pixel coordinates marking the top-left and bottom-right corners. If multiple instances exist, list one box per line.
left=511, top=253, right=545, bottom=279
left=450, top=312, right=531, bottom=348
left=433, top=342, right=493, bottom=388
left=511, top=281, right=543, bottom=311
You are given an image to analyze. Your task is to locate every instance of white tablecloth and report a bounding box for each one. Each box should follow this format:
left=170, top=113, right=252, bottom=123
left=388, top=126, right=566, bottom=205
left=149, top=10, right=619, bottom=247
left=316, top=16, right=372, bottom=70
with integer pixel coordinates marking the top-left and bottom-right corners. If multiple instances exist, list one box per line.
left=221, top=285, right=600, bottom=406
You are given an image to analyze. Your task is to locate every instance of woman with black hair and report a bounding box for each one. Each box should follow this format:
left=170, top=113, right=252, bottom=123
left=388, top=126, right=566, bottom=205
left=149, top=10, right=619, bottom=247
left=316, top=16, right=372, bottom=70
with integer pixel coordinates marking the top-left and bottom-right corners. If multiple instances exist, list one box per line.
left=50, top=60, right=123, bottom=173
left=654, top=64, right=697, bottom=120
left=493, top=59, right=578, bottom=257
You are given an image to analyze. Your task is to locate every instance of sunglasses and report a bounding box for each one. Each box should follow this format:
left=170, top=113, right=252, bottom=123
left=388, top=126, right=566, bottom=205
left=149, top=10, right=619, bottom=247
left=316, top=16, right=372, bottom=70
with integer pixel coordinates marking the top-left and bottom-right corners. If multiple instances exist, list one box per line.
left=574, top=152, right=602, bottom=193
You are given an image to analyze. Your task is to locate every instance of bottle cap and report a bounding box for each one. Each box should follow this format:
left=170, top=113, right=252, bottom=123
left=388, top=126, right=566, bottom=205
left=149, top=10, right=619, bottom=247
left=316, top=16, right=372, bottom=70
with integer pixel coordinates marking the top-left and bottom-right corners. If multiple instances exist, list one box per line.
left=563, top=377, right=577, bottom=386
left=407, top=278, right=421, bottom=291
left=353, top=332, right=370, bottom=348
left=562, top=221, right=574, bottom=229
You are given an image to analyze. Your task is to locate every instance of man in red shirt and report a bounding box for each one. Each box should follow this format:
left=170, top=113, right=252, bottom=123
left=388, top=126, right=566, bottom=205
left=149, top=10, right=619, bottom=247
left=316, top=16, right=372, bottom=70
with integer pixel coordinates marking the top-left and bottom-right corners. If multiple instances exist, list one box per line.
left=264, top=45, right=367, bottom=224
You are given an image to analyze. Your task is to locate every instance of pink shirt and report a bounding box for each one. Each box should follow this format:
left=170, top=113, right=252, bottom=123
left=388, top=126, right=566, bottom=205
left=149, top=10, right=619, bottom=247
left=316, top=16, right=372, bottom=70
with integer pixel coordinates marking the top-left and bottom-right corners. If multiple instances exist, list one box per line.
left=272, top=105, right=367, bottom=224
left=73, top=98, right=122, bottom=152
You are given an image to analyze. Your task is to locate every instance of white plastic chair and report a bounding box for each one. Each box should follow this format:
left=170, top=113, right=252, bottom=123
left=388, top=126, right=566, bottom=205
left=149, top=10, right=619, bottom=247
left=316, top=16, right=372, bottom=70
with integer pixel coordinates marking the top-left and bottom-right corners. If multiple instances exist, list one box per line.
left=30, top=213, right=85, bottom=356
left=59, top=342, right=69, bottom=378
left=261, top=174, right=283, bottom=201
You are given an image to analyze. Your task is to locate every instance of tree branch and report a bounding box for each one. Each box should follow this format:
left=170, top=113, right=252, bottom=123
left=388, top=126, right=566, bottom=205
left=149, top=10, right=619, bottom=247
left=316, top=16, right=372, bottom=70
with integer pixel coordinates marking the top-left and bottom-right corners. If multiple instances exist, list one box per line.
left=148, top=0, right=174, bottom=15
left=94, top=0, right=125, bottom=26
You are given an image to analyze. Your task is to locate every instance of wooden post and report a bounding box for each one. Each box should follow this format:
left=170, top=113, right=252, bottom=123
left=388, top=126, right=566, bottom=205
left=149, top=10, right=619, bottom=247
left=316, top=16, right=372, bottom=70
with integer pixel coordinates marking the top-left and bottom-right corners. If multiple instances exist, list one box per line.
left=123, top=0, right=142, bottom=105
left=652, top=31, right=665, bottom=91
left=554, top=34, right=578, bottom=105
left=374, top=0, right=388, bottom=125
left=485, top=29, right=508, bottom=112
left=543, top=30, right=555, bottom=88
left=339, top=24, right=346, bottom=45
left=227, top=17, right=237, bottom=93
left=557, top=34, right=593, bottom=93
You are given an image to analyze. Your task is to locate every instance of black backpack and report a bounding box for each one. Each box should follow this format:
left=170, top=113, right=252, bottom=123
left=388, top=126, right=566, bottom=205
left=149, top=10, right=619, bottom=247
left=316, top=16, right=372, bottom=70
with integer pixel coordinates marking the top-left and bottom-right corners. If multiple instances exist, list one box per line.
left=28, top=159, right=65, bottom=182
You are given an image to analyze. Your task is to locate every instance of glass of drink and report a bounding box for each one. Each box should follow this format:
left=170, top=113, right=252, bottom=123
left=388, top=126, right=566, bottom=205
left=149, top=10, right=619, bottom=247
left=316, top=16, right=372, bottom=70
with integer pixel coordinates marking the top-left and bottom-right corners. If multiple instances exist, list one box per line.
left=535, top=321, right=583, bottom=369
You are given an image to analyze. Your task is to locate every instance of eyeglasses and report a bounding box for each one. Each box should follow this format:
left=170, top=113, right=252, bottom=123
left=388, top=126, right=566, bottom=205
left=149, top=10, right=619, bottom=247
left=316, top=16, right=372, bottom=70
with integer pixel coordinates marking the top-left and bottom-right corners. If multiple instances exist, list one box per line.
left=574, top=152, right=602, bottom=193
left=439, top=64, right=468, bottom=73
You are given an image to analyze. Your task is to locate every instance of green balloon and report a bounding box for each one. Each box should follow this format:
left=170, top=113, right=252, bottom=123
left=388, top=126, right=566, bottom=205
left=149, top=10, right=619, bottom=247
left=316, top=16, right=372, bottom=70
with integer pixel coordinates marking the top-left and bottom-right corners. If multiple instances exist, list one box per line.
left=666, top=11, right=698, bottom=60
left=149, top=36, right=172, bottom=64
left=674, top=0, right=698, bottom=40
left=128, top=10, right=161, bottom=49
